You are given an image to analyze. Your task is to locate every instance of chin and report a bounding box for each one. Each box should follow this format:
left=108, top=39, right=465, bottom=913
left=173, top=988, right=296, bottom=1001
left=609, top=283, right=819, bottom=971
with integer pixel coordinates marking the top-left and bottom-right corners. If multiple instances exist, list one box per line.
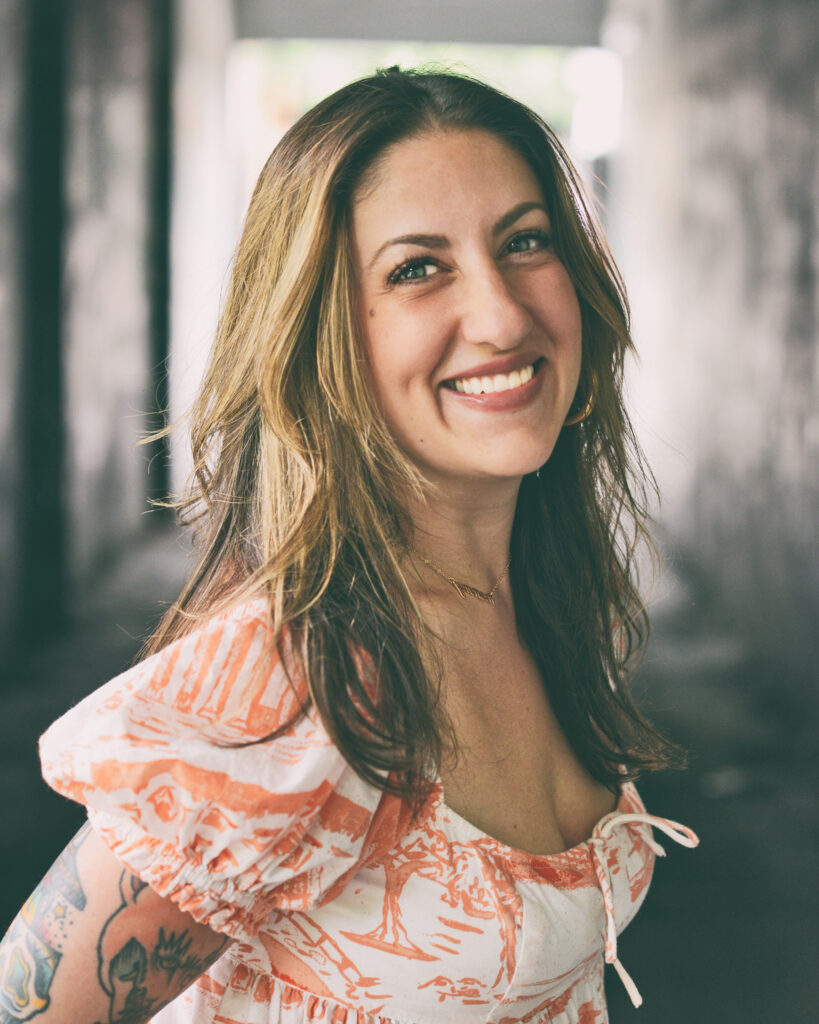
left=443, top=446, right=560, bottom=483
left=401, top=427, right=565, bottom=485
left=482, top=437, right=562, bottom=478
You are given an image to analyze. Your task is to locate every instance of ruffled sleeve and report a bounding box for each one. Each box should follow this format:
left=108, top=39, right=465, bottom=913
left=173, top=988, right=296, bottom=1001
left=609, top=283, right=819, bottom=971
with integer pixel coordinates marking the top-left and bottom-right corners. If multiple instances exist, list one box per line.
left=39, top=598, right=383, bottom=942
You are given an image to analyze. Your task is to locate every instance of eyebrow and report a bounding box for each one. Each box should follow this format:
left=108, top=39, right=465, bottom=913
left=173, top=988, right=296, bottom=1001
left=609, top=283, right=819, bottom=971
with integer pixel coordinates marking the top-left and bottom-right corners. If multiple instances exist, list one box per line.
left=365, top=201, right=549, bottom=273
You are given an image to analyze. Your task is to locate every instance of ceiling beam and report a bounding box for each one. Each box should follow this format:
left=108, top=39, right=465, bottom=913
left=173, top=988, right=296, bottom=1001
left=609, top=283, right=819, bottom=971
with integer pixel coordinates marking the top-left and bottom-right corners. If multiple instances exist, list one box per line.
left=234, top=0, right=606, bottom=47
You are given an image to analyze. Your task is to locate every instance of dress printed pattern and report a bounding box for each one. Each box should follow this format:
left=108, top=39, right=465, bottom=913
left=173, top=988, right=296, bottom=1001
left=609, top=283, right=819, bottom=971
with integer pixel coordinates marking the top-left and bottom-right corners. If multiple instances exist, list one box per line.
left=39, top=598, right=697, bottom=1024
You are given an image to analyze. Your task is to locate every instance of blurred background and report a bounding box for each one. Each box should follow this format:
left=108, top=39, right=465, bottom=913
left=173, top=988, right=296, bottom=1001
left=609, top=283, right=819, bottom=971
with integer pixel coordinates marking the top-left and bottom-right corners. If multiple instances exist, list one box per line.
left=1, top=1, right=816, bottom=1020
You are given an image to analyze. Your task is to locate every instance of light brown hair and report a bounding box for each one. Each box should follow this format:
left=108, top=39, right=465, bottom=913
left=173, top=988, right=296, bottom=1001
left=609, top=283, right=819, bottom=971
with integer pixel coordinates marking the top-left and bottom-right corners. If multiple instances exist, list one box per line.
left=145, top=67, right=683, bottom=797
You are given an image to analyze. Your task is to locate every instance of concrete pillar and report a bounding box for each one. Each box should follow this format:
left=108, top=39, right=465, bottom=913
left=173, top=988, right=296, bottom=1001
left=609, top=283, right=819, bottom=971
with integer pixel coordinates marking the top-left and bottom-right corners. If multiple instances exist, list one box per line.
left=0, top=0, right=173, bottom=661
left=607, top=0, right=819, bottom=687
left=16, top=0, right=68, bottom=641
left=62, top=0, right=155, bottom=592
left=0, top=0, right=25, bottom=654
left=169, top=0, right=236, bottom=496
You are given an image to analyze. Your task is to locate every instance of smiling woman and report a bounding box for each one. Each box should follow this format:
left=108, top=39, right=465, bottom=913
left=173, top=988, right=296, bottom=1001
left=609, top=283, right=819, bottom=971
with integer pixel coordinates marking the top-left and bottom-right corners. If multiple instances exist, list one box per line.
left=353, top=129, right=582, bottom=485
left=1, top=67, right=696, bottom=1024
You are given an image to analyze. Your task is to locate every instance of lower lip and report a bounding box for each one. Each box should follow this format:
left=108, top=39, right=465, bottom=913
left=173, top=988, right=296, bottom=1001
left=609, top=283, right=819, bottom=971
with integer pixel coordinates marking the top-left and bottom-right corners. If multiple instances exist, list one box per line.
left=440, top=361, right=545, bottom=412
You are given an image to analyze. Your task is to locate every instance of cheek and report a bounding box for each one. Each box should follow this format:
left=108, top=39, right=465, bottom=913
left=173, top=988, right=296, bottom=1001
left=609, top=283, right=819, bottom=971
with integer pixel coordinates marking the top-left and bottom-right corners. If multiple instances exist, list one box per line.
left=365, top=331, right=404, bottom=400
left=362, top=326, right=418, bottom=423
left=554, top=271, right=583, bottom=331
left=365, top=310, right=446, bottom=394
left=550, top=274, right=583, bottom=366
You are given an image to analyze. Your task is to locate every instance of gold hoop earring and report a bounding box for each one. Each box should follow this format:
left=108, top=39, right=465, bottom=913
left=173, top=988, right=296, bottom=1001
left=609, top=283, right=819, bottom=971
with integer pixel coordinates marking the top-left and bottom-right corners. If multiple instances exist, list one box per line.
left=564, top=375, right=596, bottom=426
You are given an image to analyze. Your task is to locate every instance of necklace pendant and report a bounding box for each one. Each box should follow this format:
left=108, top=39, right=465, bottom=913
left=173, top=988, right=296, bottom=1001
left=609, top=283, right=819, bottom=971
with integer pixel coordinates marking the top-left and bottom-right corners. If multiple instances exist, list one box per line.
left=458, top=583, right=495, bottom=604
left=414, top=550, right=510, bottom=605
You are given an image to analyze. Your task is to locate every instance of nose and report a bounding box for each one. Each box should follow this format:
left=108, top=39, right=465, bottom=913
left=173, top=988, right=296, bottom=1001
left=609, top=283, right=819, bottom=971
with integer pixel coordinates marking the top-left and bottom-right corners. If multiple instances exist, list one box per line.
left=458, top=261, right=533, bottom=350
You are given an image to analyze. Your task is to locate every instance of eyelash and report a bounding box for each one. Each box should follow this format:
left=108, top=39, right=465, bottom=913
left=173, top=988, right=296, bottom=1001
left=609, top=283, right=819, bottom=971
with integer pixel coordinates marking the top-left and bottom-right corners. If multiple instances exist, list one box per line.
left=385, top=229, right=553, bottom=287
left=386, top=257, right=440, bottom=286
left=505, top=228, right=553, bottom=254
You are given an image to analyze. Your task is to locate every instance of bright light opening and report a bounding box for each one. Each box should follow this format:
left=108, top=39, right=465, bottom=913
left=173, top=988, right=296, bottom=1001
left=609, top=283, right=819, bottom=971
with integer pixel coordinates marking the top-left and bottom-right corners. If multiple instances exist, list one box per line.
left=225, top=39, right=623, bottom=226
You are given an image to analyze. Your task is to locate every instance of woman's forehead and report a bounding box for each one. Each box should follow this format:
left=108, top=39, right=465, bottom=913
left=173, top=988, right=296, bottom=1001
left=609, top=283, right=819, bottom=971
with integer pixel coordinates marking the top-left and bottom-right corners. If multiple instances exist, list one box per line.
left=358, top=127, right=538, bottom=191
left=351, top=131, right=547, bottom=243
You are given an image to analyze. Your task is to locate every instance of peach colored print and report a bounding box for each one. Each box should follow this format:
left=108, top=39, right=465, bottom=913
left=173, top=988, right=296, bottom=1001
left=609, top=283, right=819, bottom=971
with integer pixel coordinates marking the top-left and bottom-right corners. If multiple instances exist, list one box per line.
left=329, top=795, right=522, bottom=1005
left=38, top=601, right=692, bottom=1024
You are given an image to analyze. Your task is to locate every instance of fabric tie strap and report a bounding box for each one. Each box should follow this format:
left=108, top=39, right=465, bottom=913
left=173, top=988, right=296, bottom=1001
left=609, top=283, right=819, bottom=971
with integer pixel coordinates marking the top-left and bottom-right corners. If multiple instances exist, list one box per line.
left=588, top=811, right=699, bottom=1007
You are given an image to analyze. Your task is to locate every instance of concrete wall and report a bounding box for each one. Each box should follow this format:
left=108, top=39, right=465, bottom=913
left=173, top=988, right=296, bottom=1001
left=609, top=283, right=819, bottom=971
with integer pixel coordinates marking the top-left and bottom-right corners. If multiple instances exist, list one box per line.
left=608, top=0, right=819, bottom=685
left=63, top=0, right=156, bottom=592
left=169, top=0, right=236, bottom=496
left=0, top=0, right=23, bottom=653
left=0, top=0, right=171, bottom=661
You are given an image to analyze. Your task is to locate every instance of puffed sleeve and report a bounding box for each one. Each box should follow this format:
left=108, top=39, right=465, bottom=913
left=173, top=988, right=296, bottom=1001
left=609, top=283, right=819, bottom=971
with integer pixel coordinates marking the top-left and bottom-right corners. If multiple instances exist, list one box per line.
left=39, top=598, right=383, bottom=942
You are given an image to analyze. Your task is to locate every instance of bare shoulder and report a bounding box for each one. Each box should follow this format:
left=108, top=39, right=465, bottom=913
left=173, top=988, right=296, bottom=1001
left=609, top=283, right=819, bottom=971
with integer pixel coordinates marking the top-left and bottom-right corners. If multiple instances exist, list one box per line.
left=0, top=823, right=232, bottom=1024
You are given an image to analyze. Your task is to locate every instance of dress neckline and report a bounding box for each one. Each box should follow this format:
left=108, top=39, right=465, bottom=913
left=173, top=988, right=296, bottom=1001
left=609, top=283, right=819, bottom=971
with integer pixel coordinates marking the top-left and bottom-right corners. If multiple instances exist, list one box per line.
left=431, top=778, right=638, bottom=866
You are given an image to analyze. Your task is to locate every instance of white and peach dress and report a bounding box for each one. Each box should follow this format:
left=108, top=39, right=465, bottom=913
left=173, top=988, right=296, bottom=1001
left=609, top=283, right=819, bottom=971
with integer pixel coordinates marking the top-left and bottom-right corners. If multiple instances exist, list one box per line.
left=40, top=597, right=697, bottom=1024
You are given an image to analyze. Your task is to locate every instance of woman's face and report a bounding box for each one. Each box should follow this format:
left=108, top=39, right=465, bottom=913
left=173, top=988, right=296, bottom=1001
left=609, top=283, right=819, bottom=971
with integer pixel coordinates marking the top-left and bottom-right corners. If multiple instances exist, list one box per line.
left=352, top=129, right=583, bottom=488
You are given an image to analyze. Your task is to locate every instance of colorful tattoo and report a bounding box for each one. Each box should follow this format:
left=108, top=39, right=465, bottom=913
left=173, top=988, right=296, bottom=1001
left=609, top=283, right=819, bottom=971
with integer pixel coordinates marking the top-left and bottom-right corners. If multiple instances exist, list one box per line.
left=0, top=826, right=229, bottom=1024
left=0, top=824, right=90, bottom=1022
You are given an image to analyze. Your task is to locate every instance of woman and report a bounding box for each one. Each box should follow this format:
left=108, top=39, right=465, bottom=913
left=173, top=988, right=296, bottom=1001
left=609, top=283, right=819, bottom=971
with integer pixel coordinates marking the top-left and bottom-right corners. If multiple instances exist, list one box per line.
left=0, top=67, right=696, bottom=1024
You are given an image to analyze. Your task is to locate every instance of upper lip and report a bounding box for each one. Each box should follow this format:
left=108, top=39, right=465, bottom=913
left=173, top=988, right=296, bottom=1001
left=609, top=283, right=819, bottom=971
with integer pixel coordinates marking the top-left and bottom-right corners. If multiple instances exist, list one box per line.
left=441, top=351, right=543, bottom=383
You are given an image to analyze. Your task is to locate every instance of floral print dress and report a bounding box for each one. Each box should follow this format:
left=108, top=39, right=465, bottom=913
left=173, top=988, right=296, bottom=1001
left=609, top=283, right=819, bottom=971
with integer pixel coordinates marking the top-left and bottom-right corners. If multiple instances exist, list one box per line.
left=40, top=598, right=697, bottom=1024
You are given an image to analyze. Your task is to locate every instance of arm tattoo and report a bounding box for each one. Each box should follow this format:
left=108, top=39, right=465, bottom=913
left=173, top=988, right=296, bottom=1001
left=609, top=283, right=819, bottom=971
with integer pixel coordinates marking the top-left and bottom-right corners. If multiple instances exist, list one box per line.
left=94, top=873, right=229, bottom=1024
left=0, top=823, right=91, bottom=1022
left=0, top=827, right=229, bottom=1024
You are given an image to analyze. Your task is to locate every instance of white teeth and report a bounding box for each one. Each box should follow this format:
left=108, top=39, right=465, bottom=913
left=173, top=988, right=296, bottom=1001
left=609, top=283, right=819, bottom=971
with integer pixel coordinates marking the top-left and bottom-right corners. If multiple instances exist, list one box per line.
left=450, top=362, right=537, bottom=395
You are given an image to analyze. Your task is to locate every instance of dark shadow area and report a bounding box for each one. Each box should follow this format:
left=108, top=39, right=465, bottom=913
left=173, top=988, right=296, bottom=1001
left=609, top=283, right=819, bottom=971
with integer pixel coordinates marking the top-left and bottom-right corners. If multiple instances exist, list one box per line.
left=606, top=562, right=819, bottom=1022
left=18, top=0, right=67, bottom=638
left=0, top=526, right=192, bottom=928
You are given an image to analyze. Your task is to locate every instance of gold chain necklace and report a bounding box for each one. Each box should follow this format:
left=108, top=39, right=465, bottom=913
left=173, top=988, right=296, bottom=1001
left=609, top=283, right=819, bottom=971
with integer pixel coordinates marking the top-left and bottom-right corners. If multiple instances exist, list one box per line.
left=414, top=552, right=511, bottom=605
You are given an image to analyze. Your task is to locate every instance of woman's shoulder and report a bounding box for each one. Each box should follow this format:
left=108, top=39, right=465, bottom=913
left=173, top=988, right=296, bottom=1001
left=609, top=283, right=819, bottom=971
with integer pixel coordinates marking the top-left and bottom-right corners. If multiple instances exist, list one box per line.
left=39, top=592, right=326, bottom=798
left=38, top=594, right=385, bottom=939
left=140, top=594, right=296, bottom=733
left=101, top=594, right=309, bottom=742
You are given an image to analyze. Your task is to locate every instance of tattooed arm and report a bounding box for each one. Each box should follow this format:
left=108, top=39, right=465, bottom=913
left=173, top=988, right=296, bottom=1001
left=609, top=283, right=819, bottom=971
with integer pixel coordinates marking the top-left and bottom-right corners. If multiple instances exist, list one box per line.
left=0, top=824, right=233, bottom=1024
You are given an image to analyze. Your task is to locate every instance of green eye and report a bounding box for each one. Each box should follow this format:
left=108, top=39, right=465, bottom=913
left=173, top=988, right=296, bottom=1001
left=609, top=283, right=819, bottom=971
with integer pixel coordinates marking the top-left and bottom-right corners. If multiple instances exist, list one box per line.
left=388, top=259, right=442, bottom=285
left=506, top=230, right=551, bottom=254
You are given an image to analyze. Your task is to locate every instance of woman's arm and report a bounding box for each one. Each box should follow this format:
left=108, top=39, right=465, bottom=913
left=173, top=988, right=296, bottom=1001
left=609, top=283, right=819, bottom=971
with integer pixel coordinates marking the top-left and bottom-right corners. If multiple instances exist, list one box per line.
left=0, top=823, right=233, bottom=1024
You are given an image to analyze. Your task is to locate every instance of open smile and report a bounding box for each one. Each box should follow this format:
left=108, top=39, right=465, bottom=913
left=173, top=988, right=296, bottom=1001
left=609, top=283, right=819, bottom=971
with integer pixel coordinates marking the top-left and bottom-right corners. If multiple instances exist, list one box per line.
left=439, top=358, right=546, bottom=410
left=442, top=358, right=544, bottom=395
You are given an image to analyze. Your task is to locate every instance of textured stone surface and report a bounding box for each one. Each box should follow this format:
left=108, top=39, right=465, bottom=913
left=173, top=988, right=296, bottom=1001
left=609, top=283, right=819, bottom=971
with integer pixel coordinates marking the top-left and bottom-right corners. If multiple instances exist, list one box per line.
left=62, top=0, right=155, bottom=592
left=0, top=0, right=170, bottom=659
left=0, top=0, right=23, bottom=654
left=609, top=0, right=819, bottom=689
left=169, top=0, right=235, bottom=496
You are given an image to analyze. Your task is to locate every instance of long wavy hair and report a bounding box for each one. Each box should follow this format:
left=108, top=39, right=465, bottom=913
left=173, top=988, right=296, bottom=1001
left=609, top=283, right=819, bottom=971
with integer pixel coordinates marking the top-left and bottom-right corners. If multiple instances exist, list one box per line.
left=144, top=67, right=683, bottom=798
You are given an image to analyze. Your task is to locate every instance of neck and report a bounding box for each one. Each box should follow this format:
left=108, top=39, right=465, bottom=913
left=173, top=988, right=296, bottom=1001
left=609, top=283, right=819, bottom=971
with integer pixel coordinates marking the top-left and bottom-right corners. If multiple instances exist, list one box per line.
left=404, top=475, right=521, bottom=593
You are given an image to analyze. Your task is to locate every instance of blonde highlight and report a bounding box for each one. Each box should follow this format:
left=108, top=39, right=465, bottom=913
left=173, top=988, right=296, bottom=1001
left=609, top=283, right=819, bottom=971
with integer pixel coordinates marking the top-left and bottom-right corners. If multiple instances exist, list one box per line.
left=141, top=67, right=683, bottom=800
